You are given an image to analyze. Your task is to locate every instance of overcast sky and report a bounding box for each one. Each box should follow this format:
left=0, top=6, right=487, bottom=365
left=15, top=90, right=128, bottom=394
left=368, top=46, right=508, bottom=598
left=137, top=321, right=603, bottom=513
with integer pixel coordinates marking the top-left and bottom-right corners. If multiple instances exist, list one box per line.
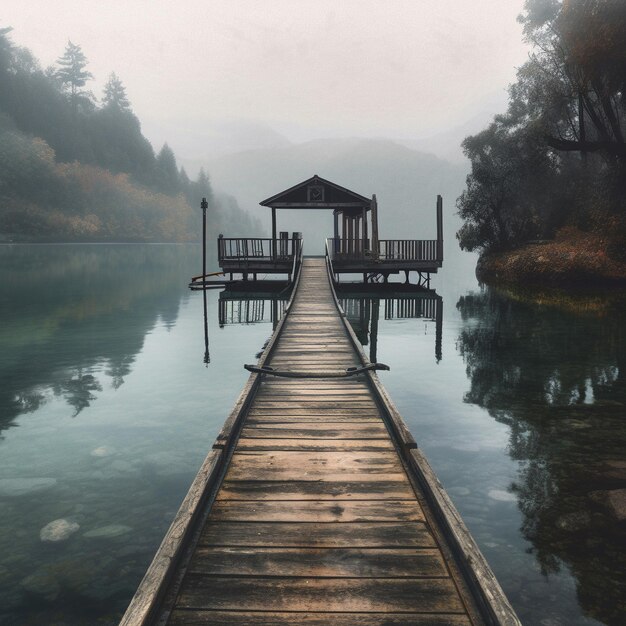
left=3, top=0, right=530, bottom=159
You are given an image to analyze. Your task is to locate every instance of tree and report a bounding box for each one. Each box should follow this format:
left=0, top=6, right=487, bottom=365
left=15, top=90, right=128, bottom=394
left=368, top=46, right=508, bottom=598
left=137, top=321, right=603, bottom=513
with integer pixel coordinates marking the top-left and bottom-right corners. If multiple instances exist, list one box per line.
left=56, top=40, right=94, bottom=114
left=518, top=0, right=626, bottom=162
left=456, top=117, right=555, bottom=252
left=155, top=143, right=180, bottom=194
left=102, top=72, right=130, bottom=112
left=0, top=26, right=13, bottom=77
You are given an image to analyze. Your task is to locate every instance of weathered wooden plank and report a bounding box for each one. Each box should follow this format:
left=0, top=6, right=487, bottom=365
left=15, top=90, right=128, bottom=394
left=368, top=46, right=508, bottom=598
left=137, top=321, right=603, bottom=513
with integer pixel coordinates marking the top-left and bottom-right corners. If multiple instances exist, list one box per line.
left=209, top=499, right=424, bottom=523
left=236, top=438, right=394, bottom=451
left=245, top=415, right=381, bottom=424
left=200, top=522, right=436, bottom=548
left=175, top=576, right=465, bottom=613
left=251, top=401, right=378, bottom=409
left=254, top=393, right=373, bottom=401
left=225, top=450, right=404, bottom=482
left=257, top=386, right=370, bottom=394
left=216, top=480, right=416, bottom=501
left=240, top=424, right=388, bottom=438
left=247, top=407, right=376, bottom=414
left=168, top=611, right=471, bottom=625
left=187, top=547, right=445, bottom=577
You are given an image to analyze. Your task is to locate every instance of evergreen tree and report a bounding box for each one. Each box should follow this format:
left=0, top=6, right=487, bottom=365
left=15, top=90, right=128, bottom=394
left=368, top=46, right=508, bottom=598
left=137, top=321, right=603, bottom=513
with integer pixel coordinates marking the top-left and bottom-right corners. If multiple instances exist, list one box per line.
left=0, top=26, right=13, bottom=77
left=56, top=40, right=94, bottom=114
left=102, top=72, right=130, bottom=112
left=155, top=143, right=180, bottom=194
left=195, top=168, right=213, bottom=204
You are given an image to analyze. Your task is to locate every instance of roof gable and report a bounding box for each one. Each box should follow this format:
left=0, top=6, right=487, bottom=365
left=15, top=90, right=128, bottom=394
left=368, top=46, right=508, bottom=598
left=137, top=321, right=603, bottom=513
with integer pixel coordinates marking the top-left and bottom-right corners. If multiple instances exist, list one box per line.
left=259, top=175, right=371, bottom=209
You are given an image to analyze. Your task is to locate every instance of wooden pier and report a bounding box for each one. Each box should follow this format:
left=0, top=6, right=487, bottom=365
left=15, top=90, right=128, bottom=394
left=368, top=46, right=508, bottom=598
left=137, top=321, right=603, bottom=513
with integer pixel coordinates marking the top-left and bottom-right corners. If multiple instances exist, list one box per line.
left=121, top=257, right=520, bottom=625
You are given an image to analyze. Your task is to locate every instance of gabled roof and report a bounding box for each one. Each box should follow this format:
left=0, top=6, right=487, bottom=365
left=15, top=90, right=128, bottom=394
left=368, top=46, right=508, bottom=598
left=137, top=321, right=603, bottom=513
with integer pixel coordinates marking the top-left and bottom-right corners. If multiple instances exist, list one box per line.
left=259, top=175, right=371, bottom=209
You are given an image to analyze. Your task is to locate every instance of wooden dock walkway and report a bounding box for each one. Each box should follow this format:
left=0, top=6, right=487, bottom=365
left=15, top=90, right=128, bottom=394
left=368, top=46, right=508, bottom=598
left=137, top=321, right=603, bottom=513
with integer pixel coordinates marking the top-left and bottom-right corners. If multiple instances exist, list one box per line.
left=122, top=258, right=519, bottom=626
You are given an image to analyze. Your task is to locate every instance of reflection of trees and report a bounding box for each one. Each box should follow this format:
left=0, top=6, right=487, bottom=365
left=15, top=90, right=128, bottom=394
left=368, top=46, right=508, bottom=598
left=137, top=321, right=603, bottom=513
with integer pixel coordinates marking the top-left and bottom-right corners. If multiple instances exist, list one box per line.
left=53, top=372, right=102, bottom=416
left=457, top=288, right=626, bottom=625
left=0, top=244, right=196, bottom=434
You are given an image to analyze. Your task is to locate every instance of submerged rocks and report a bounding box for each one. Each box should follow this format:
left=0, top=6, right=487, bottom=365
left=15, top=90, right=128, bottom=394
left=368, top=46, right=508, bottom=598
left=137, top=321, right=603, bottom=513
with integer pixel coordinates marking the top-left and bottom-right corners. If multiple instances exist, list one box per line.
left=488, top=489, right=517, bottom=502
left=40, top=519, right=80, bottom=542
left=90, top=446, right=115, bottom=458
left=83, top=524, right=132, bottom=539
left=20, top=568, right=62, bottom=601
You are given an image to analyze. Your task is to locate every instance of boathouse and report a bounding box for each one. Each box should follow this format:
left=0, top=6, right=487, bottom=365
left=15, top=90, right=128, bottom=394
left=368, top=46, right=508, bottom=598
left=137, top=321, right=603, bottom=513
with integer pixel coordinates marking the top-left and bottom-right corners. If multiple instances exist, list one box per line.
left=217, top=175, right=443, bottom=285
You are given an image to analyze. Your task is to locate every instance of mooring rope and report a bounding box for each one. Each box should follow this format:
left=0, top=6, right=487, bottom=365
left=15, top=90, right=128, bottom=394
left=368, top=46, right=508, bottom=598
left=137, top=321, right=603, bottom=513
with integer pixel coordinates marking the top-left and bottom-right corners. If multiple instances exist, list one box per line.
left=243, top=363, right=390, bottom=378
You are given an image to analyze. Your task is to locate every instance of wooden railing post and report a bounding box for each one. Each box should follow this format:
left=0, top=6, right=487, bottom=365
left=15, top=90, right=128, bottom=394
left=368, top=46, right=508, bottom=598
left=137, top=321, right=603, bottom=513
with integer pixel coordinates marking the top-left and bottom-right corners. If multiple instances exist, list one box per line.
left=371, top=195, right=379, bottom=260
left=436, top=195, right=443, bottom=263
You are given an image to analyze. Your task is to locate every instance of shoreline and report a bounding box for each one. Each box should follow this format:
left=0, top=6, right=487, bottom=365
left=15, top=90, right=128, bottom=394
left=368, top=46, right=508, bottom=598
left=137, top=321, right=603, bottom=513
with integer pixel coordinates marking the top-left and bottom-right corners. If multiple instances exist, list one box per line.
left=476, top=233, right=626, bottom=288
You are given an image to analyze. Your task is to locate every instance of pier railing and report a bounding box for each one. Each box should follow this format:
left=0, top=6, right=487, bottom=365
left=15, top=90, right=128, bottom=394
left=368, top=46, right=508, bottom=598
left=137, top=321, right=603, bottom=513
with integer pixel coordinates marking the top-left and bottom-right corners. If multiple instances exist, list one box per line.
left=326, top=238, right=443, bottom=262
left=218, top=237, right=300, bottom=262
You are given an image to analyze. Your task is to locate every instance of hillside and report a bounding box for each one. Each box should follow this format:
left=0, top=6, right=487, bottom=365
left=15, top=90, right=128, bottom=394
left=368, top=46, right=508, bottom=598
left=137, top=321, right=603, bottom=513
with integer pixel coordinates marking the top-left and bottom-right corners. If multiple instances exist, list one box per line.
left=0, top=28, right=259, bottom=242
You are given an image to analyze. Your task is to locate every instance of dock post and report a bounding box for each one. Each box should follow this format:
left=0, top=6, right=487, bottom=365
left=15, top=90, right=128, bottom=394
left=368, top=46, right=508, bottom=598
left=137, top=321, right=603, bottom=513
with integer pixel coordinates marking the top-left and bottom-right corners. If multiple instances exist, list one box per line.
left=371, top=194, right=379, bottom=260
left=436, top=195, right=443, bottom=263
left=272, top=207, right=277, bottom=261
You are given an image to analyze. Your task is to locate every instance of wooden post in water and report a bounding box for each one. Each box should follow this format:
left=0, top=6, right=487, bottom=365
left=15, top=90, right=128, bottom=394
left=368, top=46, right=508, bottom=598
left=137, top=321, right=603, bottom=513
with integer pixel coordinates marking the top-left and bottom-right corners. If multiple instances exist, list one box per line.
left=371, top=194, right=379, bottom=260
left=436, top=195, right=443, bottom=263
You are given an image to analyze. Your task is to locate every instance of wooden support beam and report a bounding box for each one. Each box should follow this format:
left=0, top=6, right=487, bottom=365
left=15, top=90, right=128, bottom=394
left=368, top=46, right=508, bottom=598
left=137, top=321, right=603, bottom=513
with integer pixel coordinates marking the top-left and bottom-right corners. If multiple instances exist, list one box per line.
left=371, top=195, right=379, bottom=260
left=436, top=196, right=443, bottom=263
left=272, top=208, right=277, bottom=261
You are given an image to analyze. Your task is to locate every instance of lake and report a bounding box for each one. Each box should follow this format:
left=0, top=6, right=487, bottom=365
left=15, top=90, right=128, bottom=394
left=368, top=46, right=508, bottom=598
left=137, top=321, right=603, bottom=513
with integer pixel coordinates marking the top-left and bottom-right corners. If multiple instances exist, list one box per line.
left=0, top=244, right=624, bottom=625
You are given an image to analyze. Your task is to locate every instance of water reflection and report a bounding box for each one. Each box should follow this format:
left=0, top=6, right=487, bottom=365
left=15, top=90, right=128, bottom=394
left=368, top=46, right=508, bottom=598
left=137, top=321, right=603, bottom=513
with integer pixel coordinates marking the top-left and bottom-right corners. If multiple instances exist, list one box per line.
left=456, top=286, right=626, bottom=625
left=218, top=289, right=289, bottom=330
left=0, top=244, right=194, bottom=434
left=338, top=285, right=443, bottom=363
left=213, top=283, right=444, bottom=365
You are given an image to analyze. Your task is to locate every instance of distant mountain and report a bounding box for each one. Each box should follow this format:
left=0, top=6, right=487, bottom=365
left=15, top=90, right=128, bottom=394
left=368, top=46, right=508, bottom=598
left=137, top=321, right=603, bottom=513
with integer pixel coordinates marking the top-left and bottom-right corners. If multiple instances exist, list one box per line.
left=151, top=119, right=293, bottom=170
left=203, top=138, right=468, bottom=255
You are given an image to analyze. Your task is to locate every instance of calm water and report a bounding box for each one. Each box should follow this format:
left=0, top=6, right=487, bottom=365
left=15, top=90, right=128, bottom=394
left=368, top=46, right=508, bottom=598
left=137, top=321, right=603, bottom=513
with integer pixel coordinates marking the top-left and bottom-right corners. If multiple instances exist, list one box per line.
left=0, top=244, right=624, bottom=625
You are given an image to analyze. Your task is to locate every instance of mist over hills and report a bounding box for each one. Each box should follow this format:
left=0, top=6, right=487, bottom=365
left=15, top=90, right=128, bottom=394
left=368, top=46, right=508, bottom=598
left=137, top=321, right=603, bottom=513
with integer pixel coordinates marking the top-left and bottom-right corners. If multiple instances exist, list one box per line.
left=194, top=137, right=468, bottom=257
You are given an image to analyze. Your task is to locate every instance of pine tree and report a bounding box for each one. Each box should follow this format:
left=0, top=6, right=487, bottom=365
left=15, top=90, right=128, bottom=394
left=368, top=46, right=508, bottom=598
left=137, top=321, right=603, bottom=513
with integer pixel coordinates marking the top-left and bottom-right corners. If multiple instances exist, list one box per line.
left=56, top=40, right=94, bottom=114
left=0, top=26, right=13, bottom=77
left=102, top=72, right=130, bottom=112
left=155, top=143, right=180, bottom=194
left=196, top=168, right=214, bottom=205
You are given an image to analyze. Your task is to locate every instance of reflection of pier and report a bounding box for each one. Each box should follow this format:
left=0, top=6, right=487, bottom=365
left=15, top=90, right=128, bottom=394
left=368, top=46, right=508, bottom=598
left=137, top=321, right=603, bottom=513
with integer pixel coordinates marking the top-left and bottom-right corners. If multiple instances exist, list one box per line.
left=338, top=286, right=443, bottom=363
left=218, top=293, right=288, bottom=330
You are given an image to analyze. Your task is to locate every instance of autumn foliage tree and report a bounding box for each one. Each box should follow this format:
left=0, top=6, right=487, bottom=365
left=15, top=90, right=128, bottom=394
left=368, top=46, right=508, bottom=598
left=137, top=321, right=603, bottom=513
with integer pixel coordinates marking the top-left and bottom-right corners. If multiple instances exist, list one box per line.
left=457, top=0, right=626, bottom=254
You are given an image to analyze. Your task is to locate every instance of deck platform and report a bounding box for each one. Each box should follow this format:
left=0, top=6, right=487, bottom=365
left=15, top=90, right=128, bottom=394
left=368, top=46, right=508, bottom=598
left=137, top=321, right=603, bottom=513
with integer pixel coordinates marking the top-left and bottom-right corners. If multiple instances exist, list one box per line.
left=121, top=259, right=519, bottom=626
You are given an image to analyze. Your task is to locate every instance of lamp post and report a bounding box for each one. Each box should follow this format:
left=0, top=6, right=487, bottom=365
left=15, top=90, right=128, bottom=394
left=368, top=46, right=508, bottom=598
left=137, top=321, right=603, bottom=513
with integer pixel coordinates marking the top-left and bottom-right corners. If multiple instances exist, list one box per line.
left=201, top=197, right=208, bottom=284
left=201, top=197, right=210, bottom=364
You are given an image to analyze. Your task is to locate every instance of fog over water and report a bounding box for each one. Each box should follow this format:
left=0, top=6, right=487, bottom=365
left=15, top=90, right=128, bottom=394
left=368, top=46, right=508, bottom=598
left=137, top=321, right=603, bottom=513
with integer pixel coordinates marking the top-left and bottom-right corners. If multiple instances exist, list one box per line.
left=2, top=0, right=529, bottom=167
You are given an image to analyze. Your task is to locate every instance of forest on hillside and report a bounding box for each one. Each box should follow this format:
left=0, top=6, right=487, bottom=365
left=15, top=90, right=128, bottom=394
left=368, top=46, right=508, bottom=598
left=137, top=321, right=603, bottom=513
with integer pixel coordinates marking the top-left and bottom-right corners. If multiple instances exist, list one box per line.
left=0, top=28, right=260, bottom=242
left=456, top=0, right=625, bottom=272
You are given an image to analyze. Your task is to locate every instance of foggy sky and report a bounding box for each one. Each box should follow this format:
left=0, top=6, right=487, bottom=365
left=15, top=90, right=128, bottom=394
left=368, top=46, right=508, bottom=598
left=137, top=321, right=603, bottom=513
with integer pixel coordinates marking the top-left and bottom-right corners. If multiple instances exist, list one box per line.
left=2, top=0, right=529, bottom=159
